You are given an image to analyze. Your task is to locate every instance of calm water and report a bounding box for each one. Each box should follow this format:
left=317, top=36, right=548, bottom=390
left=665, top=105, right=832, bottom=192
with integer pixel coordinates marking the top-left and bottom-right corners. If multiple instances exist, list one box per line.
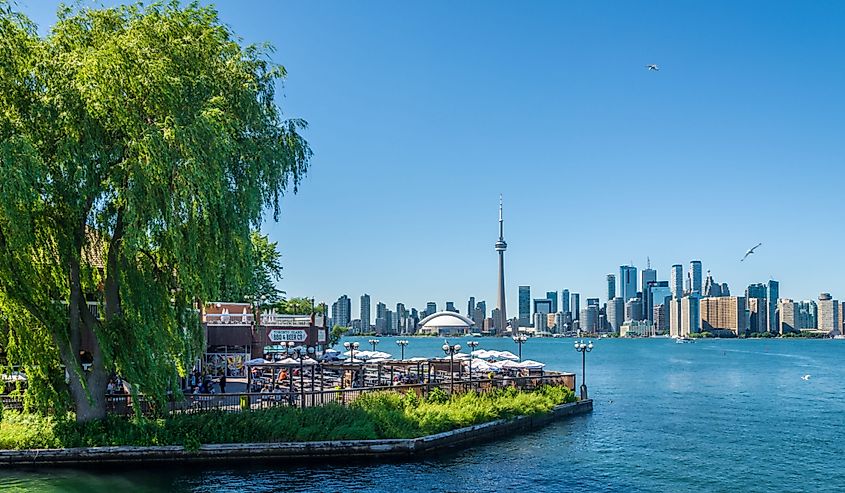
left=3, top=336, right=844, bottom=492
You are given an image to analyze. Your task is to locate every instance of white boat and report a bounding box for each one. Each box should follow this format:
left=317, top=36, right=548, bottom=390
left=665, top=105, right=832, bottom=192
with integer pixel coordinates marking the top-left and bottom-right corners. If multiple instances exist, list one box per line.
left=470, top=332, right=483, bottom=338
left=675, top=337, right=694, bottom=344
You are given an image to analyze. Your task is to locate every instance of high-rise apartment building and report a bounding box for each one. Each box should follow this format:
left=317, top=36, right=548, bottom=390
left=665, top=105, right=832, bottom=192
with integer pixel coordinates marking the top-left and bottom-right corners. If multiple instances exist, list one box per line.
left=817, top=293, right=839, bottom=334
left=332, top=295, right=352, bottom=327
left=518, top=286, right=531, bottom=327
left=561, top=289, right=570, bottom=314
left=445, top=301, right=457, bottom=313
left=689, top=260, right=703, bottom=295
left=700, top=296, right=746, bottom=336
left=571, top=293, right=581, bottom=321
left=426, top=301, right=437, bottom=314
left=670, top=264, right=683, bottom=299
left=376, top=302, right=387, bottom=321
left=620, top=265, right=638, bottom=303
left=606, top=274, right=616, bottom=301
left=467, top=297, right=475, bottom=319
left=748, top=298, right=767, bottom=333
left=680, top=295, right=701, bottom=336
left=778, top=299, right=798, bottom=334
left=360, top=294, right=371, bottom=333
left=580, top=305, right=598, bottom=332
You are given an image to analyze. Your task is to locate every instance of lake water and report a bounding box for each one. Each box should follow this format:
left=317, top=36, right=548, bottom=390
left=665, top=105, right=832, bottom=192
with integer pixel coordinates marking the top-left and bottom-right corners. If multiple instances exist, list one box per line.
left=3, top=336, right=844, bottom=492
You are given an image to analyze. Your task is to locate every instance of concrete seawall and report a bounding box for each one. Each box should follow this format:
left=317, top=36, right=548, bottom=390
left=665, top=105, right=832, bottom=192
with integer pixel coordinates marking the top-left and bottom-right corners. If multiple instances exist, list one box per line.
left=0, top=399, right=592, bottom=467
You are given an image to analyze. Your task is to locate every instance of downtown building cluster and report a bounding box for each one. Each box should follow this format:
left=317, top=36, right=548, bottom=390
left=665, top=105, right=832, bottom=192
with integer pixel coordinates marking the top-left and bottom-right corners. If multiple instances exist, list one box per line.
left=330, top=294, right=505, bottom=336
left=518, top=260, right=845, bottom=338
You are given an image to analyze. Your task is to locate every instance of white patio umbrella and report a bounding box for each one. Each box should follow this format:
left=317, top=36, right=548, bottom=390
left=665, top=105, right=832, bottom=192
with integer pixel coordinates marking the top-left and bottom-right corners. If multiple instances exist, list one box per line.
left=299, top=357, right=319, bottom=366
left=275, top=357, right=300, bottom=366
left=495, top=351, right=520, bottom=361
left=498, top=360, right=522, bottom=370
left=517, top=360, right=545, bottom=369
left=245, top=357, right=268, bottom=366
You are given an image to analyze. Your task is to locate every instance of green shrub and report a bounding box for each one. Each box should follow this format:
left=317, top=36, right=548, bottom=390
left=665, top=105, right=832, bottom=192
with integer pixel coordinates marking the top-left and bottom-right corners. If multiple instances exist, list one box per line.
left=0, top=385, right=575, bottom=449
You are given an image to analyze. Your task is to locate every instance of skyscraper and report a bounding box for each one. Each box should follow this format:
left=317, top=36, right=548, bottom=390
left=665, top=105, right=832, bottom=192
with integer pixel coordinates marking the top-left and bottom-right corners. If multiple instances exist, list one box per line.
left=690, top=260, right=703, bottom=295
left=495, top=195, right=508, bottom=332
left=467, top=297, right=475, bottom=319
left=670, top=264, right=683, bottom=299
left=817, top=293, right=839, bottom=334
left=546, top=291, right=558, bottom=313
left=645, top=281, right=671, bottom=322
left=607, top=297, right=624, bottom=332
left=518, top=285, right=531, bottom=327
left=619, top=265, right=638, bottom=303
left=606, top=274, right=616, bottom=301
left=332, top=295, right=352, bottom=327
left=561, top=289, right=570, bottom=314
left=571, top=293, right=581, bottom=320
left=640, top=268, right=656, bottom=301
left=426, top=301, right=437, bottom=314
left=767, top=280, right=779, bottom=334
left=360, top=294, right=371, bottom=333
left=445, top=301, right=457, bottom=313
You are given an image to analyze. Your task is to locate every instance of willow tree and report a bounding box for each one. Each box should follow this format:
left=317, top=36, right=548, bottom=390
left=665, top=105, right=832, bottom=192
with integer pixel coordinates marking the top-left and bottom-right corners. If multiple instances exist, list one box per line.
left=0, top=2, right=310, bottom=421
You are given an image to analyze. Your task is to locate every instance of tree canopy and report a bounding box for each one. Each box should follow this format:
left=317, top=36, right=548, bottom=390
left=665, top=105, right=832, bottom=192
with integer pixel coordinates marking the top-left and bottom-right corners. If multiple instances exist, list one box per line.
left=0, top=1, right=310, bottom=421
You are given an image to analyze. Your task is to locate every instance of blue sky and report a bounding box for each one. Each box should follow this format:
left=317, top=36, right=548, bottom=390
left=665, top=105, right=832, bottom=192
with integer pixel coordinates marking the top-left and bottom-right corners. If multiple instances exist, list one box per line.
left=19, top=1, right=845, bottom=315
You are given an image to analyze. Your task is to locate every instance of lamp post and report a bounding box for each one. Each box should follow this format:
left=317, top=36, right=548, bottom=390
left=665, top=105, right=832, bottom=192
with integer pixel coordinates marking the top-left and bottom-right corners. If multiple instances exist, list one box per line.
left=368, top=338, right=380, bottom=352
left=442, top=343, right=461, bottom=393
left=466, top=340, right=479, bottom=390
left=396, top=340, right=409, bottom=361
left=574, top=339, right=594, bottom=400
left=343, top=341, right=359, bottom=362
left=512, top=334, right=528, bottom=362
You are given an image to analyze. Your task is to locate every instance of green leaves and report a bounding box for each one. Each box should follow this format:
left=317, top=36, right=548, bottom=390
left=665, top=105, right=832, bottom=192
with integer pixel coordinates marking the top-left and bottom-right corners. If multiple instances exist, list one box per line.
left=0, top=2, right=310, bottom=419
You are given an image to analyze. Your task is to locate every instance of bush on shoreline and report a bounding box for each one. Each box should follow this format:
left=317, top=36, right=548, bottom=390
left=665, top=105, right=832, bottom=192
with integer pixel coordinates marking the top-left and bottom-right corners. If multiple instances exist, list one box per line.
left=0, top=385, right=575, bottom=450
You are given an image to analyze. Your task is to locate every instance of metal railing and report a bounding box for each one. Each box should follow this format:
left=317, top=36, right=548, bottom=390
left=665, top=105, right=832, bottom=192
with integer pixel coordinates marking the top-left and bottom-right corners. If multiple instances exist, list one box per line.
left=0, top=374, right=572, bottom=417
left=204, top=313, right=254, bottom=325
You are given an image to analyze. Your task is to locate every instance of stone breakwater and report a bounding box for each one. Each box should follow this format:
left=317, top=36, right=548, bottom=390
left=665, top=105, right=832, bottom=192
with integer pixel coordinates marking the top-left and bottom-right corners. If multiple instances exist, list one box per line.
left=0, top=400, right=592, bottom=467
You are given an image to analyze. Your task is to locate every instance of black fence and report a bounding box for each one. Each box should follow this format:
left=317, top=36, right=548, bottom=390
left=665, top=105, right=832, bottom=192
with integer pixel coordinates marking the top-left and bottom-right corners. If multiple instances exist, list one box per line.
left=0, top=374, right=574, bottom=417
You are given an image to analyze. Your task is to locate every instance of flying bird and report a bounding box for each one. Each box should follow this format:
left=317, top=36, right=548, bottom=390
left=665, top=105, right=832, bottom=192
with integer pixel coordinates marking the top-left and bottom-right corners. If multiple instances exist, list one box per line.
left=741, top=243, right=763, bottom=262
left=646, top=64, right=660, bottom=71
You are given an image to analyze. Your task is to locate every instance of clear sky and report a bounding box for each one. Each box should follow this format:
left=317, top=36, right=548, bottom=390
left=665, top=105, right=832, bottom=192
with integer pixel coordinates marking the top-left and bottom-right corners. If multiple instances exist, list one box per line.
left=18, top=1, right=845, bottom=315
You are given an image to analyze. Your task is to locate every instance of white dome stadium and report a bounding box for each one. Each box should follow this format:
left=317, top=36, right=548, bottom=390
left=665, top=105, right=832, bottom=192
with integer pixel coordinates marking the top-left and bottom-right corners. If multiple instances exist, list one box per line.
left=418, top=311, right=474, bottom=336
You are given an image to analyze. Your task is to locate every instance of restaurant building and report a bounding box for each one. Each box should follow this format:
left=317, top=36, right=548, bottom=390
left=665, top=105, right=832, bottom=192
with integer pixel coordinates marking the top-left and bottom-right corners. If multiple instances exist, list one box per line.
left=202, top=302, right=328, bottom=377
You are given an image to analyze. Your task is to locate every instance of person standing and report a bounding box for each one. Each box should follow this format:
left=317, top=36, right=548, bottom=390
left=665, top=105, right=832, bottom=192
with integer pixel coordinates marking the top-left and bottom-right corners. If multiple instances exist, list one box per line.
left=219, top=372, right=227, bottom=394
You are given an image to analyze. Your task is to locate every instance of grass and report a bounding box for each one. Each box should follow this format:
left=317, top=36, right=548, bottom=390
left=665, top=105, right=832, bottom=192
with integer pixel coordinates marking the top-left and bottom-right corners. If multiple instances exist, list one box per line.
left=0, top=385, right=575, bottom=450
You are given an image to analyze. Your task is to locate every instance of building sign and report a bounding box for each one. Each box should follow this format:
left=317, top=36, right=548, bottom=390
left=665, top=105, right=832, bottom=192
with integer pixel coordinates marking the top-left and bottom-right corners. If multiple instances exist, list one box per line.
left=317, top=329, right=326, bottom=343
left=268, top=329, right=307, bottom=342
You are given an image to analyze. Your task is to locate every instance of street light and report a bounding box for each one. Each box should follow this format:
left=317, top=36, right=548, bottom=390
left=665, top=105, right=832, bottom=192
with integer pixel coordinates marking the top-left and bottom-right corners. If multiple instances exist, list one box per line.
left=343, top=341, right=359, bottom=362
left=512, top=334, right=528, bottom=361
left=574, top=339, right=594, bottom=400
left=442, top=343, right=461, bottom=393
left=396, top=340, right=409, bottom=360
left=292, top=346, right=316, bottom=408
left=466, top=340, right=479, bottom=389
left=368, top=338, right=380, bottom=351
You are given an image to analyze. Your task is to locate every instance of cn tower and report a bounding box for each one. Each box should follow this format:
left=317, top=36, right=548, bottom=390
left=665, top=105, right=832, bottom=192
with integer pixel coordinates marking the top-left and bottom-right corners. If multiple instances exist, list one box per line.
left=495, top=195, right=508, bottom=333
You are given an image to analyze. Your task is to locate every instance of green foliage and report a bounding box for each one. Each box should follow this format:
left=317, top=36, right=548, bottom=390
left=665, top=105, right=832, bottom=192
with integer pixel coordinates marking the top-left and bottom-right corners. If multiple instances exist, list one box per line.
left=276, top=297, right=325, bottom=315
left=219, top=231, right=285, bottom=306
left=0, top=2, right=310, bottom=419
left=0, top=385, right=575, bottom=449
left=328, top=325, right=349, bottom=347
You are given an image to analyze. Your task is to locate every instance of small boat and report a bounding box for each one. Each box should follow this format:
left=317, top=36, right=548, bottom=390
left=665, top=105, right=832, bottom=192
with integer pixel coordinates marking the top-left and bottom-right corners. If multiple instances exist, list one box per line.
left=675, top=337, right=694, bottom=344
left=470, top=332, right=483, bottom=338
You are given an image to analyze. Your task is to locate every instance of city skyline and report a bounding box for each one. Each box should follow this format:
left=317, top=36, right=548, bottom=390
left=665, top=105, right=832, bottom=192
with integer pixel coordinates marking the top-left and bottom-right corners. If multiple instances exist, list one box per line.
left=18, top=1, right=845, bottom=309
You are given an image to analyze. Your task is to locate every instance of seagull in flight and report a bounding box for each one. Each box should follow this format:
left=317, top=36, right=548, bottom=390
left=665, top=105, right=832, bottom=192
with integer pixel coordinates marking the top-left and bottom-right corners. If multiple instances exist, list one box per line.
left=646, top=64, right=660, bottom=71
left=741, top=243, right=763, bottom=262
